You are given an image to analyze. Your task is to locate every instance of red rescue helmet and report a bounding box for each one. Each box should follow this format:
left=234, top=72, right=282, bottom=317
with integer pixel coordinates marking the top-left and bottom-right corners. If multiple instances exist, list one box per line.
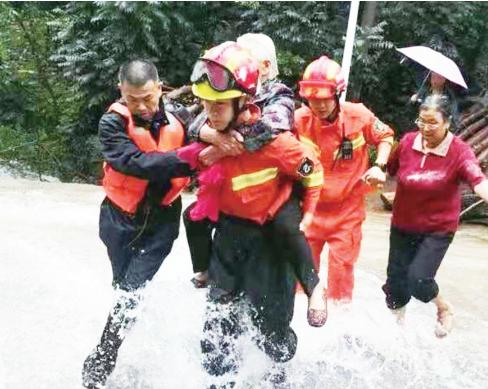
left=299, top=56, right=345, bottom=99
left=191, top=41, right=259, bottom=101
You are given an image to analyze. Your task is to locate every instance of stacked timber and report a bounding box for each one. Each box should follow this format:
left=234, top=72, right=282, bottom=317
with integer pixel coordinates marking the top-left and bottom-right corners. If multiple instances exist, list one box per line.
left=457, top=97, right=488, bottom=224
left=163, top=84, right=202, bottom=116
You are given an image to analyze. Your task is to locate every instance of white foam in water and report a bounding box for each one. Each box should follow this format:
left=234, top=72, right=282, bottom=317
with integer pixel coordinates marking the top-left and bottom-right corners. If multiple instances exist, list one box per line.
left=103, top=269, right=488, bottom=389
left=1, top=181, right=487, bottom=389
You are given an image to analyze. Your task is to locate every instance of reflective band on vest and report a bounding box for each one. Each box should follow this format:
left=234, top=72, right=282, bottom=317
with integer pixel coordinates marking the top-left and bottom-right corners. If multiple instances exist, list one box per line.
left=231, top=167, right=279, bottom=191
left=102, top=102, right=190, bottom=213
left=302, top=171, right=324, bottom=187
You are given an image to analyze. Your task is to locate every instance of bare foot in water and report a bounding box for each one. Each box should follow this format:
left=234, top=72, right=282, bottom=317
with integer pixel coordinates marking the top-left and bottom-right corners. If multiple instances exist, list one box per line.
left=390, top=306, right=406, bottom=325
left=307, top=284, right=328, bottom=327
left=435, top=303, right=454, bottom=338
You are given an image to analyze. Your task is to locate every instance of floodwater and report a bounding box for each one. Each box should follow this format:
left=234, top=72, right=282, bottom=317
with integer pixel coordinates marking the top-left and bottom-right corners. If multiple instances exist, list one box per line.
left=0, top=176, right=487, bottom=389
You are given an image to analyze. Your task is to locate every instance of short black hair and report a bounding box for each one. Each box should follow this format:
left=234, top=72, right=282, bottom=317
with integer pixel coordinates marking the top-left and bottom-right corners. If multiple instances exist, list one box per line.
left=118, top=59, right=159, bottom=86
left=420, top=94, right=453, bottom=122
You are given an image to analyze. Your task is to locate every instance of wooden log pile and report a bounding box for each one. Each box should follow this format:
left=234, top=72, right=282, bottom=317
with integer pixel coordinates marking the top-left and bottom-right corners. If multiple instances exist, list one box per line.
left=162, top=84, right=202, bottom=116
left=457, top=95, right=488, bottom=224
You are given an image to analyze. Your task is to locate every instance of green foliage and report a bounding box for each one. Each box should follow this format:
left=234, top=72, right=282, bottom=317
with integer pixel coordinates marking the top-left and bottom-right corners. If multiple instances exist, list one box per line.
left=275, top=51, right=307, bottom=93
left=349, top=21, right=394, bottom=92
left=237, top=2, right=349, bottom=86
left=52, top=1, right=350, bottom=125
left=50, top=1, right=246, bottom=180
left=0, top=2, right=80, bottom=181
left=0, top=124, right=69, bottom=179
left=53, top=2, right=194, bottom=108
left=1, top=1, right=487, bottom=182
left=349, top=1, right=488, bottom=133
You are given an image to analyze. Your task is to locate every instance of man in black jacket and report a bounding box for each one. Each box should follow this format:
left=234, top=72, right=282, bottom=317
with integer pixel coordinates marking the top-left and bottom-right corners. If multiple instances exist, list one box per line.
left=82, top=59, right=192, bottom=388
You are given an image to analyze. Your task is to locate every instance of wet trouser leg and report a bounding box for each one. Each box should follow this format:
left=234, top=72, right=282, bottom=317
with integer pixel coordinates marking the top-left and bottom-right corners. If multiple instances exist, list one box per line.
left=99, top=200, right=137, bottom=285
left=382, top=227, right=453, bottom=309
left=407, top=232, right=452, bottom=302
left=201, top=292, right=297, bottom=384
left=202, top=215, right=297, bottom=383
left=250, top=310, right=298, bottom=364
left=271, top=196, right=319, bottom=297
left=326, top=219, right=362, bottom=301
left=120, top=214, right=180, bottom=290
left=307, top=224, right=362, bottom=301
left=183, top=202, right=215, bottom=273
left=82, top=290, right=141, bottom=388
left=83, top=199, right=181, bottom=387
left=305, top=195, right=365, bottom=301
left=201, top=294, right=242, bottom=381
left=382, top=227, right=418, bottom=309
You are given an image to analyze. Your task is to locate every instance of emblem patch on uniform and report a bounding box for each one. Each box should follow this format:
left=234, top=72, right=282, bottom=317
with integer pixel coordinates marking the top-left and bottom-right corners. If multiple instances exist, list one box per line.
left=374, top=119, right=389, bottom=135
left=298, top=157, right=314, bottom=176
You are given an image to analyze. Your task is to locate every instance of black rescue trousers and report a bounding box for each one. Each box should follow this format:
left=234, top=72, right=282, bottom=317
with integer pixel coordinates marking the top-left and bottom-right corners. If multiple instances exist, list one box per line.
left=184, top=195, right=319, bottom=296
left=269, top=196, right=319, bottom=297
left=82, top=197, right=181, bottom=388
left=99, top=197, right=181, bottom=291
left=183, top=202, right=215, bottom=273
left=201, top=214, right=298, bottom=385
left=382, top=226, right=454, bottom=310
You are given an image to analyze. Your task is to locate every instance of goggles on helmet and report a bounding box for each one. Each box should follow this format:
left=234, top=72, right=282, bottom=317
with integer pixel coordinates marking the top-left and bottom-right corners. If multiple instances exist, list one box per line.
left=191, top=59, right=248, bottom=94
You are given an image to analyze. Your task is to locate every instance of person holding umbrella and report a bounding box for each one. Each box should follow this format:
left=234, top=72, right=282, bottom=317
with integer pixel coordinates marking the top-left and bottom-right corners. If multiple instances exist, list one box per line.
left=397, top=45, right=470, bottom=130
left=382, top=94, right=488, bottom=337
left=381, top=44, right=474, bottom=209
left=410, top=71, right=465, bottom=124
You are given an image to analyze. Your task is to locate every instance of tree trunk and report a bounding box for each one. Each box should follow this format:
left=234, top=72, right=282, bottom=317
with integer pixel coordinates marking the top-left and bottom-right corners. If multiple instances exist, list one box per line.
left=360, top=1, right=377, bottom=28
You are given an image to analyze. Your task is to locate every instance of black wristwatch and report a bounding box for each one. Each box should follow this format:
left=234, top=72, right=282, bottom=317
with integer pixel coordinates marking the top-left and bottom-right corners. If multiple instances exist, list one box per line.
left=373, top=162, right=387, bottom=172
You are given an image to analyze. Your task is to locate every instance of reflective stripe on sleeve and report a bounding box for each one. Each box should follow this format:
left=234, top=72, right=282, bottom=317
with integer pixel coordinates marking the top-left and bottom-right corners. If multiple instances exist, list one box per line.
left=231, top=167, right=279, bottom=191
left=380, top=136, right=394, bottom=145
left=302, top=171, right=324, bottom=187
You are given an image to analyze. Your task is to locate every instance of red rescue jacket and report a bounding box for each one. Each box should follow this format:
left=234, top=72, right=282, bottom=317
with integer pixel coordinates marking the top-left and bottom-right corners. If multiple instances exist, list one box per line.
left=295, top=103, right=394, bottom=203
left=216, top=132, right=323, bottom=224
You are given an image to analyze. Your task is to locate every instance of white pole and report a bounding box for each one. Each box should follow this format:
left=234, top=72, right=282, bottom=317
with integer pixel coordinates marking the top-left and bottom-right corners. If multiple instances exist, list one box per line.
left=341, top=0, right=360, bottom=103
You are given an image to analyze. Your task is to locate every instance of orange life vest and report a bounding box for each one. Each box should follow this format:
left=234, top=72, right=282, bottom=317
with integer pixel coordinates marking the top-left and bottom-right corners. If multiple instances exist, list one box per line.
left=102, top=102, right=190, bottom=214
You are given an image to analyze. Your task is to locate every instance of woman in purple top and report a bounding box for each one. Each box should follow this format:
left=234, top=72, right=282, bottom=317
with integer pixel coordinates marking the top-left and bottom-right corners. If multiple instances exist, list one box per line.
left=382, top=94, right=488, bottom=337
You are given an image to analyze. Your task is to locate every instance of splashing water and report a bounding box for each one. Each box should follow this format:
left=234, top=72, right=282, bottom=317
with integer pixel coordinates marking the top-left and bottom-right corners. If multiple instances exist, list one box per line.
left=1, top=180, right=487, bottom=389
left=102, top=268, right=487, bottom=389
